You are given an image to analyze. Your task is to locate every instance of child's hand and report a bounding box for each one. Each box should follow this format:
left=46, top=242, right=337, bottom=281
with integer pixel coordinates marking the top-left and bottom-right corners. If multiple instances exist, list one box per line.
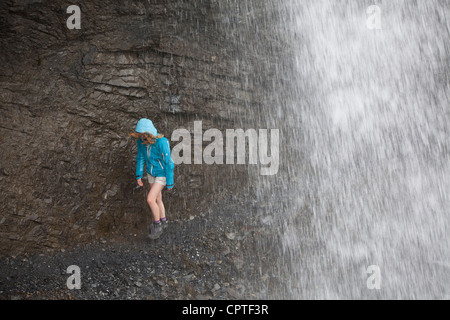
left=137, top=178, right=143, bottom=187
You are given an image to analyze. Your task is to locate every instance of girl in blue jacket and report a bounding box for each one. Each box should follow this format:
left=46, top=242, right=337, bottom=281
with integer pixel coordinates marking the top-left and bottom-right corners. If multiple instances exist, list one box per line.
left=130, top=118, right=174, bottom=239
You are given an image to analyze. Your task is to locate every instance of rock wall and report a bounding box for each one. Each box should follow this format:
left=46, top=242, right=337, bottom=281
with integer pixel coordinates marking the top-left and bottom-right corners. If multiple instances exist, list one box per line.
left=0, top=0, right=258, bottom=256
left=0, top=0, right=294, bottom=256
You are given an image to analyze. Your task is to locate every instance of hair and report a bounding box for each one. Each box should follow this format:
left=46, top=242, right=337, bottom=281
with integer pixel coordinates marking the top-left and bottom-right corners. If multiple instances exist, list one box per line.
left=129, top=132, right=164, bottom=145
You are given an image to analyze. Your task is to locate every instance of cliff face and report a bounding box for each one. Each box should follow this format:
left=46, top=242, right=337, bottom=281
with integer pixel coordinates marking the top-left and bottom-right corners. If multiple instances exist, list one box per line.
left=0, top=0, right=290, bottom=256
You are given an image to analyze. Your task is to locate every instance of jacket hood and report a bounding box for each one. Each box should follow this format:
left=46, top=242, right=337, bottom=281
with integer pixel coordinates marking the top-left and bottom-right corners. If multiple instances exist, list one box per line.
left=135, top=118, right=158, bottom=136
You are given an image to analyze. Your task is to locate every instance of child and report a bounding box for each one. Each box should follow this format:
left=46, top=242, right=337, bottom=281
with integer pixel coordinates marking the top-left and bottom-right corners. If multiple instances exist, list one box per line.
left=130, top=118, right=174, bottom=239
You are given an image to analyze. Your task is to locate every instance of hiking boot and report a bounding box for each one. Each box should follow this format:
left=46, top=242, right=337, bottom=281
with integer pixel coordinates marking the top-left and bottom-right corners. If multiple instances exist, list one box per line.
left=161, top=219, right=168, bottom=230
left=149, top=222, right=163, bottom=240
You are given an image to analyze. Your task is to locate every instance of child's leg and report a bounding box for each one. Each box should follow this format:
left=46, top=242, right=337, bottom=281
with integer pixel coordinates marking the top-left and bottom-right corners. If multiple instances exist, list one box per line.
left=156, top=191, right=166, bottom=220
left=147, top=182, right=165, bottom=222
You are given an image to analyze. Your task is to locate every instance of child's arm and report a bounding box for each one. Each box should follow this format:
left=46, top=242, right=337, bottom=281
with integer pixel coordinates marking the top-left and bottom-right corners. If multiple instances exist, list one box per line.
left=136, top=140, right=146, bottom=181
left=161, top=138, right=175, bottom=189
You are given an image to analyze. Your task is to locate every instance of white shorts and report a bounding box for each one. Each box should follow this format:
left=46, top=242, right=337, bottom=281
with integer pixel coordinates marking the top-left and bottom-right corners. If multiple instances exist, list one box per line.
left=147, top=174, right=166, bottom=186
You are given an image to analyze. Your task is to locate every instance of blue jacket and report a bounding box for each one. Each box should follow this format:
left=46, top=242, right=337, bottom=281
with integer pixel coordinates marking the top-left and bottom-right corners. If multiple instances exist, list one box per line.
left=136, top=137, right=174, bottom=189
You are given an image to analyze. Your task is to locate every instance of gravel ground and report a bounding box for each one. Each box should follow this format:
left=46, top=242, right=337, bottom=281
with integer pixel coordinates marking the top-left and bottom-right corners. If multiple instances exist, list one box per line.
left=0, top=195, right=285, bottom=300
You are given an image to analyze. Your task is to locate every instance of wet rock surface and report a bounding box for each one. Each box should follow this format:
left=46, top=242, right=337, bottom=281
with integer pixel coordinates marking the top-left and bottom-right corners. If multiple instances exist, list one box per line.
left=0, top=0, right=294, bottom=298
left=0, top=195, right=285, bottom=300
left=0, top=0, right=288, bottom=255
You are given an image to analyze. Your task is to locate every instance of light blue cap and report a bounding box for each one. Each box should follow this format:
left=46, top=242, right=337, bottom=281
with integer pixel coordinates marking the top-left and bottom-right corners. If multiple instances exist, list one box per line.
left=135, top=118, right=158, bottom=136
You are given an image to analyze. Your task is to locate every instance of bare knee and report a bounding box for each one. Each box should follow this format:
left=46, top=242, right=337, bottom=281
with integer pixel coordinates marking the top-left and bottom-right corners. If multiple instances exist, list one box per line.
left=147, top=195, right=157, bottom=206
left=156, top=192, right=163, bottom=204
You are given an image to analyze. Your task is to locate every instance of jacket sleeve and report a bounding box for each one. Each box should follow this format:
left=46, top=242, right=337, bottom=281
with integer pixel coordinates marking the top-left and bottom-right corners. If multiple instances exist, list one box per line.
left=136, top=139, right=146, bottom=180
left=160, top=138, right=175, bottom=189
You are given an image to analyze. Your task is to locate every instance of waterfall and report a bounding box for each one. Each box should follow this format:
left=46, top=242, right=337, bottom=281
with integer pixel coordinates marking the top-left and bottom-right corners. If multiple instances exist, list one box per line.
left=250, top=0, right=449, bottom=299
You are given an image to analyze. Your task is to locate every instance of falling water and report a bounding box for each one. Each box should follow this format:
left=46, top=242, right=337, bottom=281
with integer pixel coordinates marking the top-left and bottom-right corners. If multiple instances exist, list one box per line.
left=238, top=0, right=450, bottom=299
